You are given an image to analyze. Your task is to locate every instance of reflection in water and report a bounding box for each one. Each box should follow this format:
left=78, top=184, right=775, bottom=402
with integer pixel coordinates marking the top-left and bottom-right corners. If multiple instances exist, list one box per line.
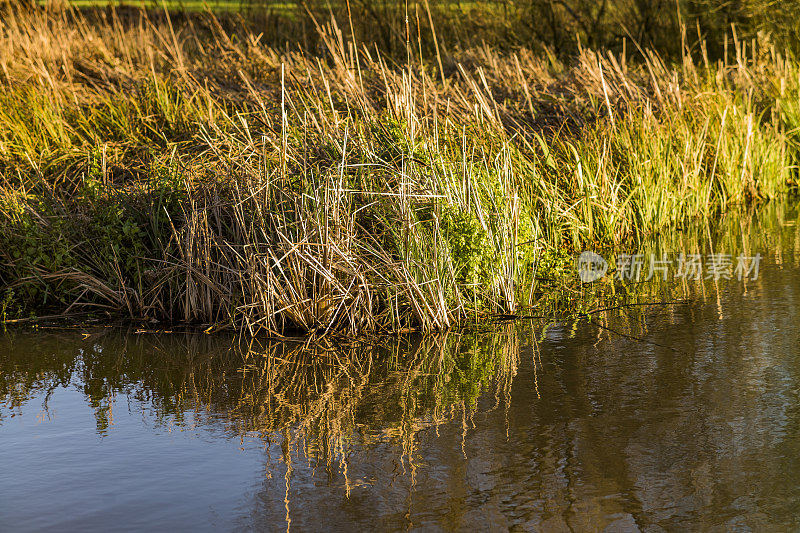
left=2, top=202, right=800, bottom=531
left=0, top=330, right=521, bottom=531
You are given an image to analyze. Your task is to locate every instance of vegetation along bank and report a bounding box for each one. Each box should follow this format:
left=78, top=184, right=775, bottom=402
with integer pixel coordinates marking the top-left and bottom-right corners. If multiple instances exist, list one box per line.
left=1, top=5, right=798, bottom=334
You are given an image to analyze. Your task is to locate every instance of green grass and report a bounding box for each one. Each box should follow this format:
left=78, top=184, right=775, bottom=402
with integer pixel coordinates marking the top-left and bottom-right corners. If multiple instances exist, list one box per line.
left=0, top=5, right=798, bottom=335
left=59, top=0, right=297, bottom=12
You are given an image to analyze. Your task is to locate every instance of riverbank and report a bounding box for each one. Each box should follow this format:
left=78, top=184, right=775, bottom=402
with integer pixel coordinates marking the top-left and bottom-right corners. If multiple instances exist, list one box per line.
left=1, top=5, right=798, bottom=334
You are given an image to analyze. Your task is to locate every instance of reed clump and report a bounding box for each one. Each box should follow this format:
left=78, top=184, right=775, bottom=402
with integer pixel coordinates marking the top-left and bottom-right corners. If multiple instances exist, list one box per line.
left=0, top=5, right=798, bottom=334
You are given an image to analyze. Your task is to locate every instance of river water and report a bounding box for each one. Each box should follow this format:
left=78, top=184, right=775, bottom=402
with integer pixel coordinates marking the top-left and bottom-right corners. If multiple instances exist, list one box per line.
left=2, top=204, right=800, bottom=531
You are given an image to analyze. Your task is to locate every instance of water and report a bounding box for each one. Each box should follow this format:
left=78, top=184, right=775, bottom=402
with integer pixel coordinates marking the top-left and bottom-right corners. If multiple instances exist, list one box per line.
left=3, top=206, right=800, bottom=531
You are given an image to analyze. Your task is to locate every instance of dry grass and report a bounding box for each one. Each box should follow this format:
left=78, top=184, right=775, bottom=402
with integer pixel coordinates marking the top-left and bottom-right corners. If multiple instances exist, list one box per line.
left=0, top=4, right=797, bottom=334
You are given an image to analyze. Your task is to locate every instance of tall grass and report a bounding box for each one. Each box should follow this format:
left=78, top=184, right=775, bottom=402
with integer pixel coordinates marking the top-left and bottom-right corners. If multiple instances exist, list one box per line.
left=42, top=0, right=800, bottom=59
left=0, top=4, right=798, bottom=334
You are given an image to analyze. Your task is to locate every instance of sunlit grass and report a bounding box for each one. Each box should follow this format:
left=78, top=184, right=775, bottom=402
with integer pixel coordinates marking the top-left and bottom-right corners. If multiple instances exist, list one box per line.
left=0, top=4, right=798, bottom=334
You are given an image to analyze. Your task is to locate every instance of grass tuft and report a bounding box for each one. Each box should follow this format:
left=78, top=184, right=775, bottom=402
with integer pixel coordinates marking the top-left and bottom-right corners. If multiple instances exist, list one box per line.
left=1, top=4, right=798, bottom=334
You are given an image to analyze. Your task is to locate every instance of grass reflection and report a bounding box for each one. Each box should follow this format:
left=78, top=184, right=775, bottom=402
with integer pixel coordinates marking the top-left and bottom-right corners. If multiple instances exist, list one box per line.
left=0, top=326, right=520, bottom=468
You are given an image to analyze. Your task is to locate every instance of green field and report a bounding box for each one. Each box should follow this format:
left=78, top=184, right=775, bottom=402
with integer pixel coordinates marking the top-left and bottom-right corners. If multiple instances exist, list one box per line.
left=58, top=0, right=296, bottom=11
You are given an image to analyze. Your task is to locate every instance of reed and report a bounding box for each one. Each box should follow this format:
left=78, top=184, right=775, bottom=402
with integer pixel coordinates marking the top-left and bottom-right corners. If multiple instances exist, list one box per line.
left=0, top=4, right=797, bottom=334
